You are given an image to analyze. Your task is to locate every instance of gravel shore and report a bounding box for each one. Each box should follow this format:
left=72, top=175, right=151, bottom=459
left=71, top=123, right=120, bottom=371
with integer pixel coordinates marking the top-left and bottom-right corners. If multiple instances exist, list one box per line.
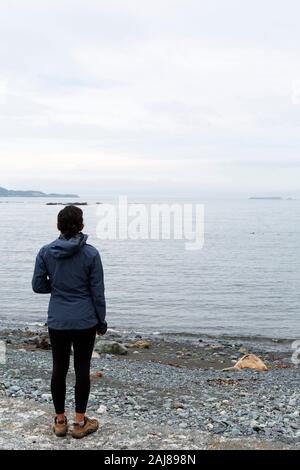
left=0, top=326, right=299, bottom=450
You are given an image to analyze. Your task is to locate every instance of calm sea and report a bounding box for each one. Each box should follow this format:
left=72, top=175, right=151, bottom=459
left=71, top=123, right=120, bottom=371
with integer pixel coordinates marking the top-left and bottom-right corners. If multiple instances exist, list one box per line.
left=0, top=197, right=299, bottom=339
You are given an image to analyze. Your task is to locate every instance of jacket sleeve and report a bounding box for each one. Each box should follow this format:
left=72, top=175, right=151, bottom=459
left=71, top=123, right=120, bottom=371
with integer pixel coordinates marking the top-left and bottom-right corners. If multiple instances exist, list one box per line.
left=32, top=249, right=51, bottom=294
left=89, top=252, right=107, bottom=334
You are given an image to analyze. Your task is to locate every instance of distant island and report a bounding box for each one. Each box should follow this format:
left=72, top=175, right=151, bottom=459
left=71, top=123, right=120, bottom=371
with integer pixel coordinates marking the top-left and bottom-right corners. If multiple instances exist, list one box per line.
left=249, top=197, right=283, bottom=200
left=46, top=202, right=87, bottom=206
left=0, top=186, right=79, bottom=198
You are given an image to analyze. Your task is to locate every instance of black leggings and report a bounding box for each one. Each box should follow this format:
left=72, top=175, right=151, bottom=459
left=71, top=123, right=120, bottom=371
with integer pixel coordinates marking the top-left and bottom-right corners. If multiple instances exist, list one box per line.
left=48, top=326, right=97, bottom=414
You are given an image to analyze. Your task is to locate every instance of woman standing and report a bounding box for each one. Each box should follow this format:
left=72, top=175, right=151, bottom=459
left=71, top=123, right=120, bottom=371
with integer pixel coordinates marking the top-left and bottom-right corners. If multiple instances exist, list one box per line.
left=32, top=205, right=107, bottom=439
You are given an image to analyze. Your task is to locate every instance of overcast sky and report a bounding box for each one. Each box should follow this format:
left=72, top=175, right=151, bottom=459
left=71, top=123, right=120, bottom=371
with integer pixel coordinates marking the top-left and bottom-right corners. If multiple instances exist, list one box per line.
left=0, top=0, right=299, bottom=197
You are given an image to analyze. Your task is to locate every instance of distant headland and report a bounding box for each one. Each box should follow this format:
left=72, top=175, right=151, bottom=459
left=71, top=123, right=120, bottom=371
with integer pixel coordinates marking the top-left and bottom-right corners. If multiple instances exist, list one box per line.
left=0, top=186, right=79, bottom=198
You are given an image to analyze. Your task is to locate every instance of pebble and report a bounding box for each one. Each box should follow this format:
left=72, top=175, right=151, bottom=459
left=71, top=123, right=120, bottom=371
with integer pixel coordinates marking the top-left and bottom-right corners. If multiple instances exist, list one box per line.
left=7, top=369, right=21, bottom=378
left=172, top=400, right=184, bottom=409
left=179, top=422, right=188, bottom=429
left=97, top=405, right=107, bottom=414
left=41, top=394, right=52, bottom=401
left=238, top=347, right=248, bottom=354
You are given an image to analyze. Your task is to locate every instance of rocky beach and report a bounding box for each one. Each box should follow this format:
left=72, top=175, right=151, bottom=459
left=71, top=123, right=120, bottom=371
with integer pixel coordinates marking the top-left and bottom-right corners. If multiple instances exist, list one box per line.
left=0, top=325, right=299, bottom=450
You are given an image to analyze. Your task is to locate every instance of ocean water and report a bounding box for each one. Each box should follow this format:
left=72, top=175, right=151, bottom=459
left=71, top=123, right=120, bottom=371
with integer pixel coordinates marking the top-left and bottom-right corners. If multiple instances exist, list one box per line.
left=0, top=197, right=299, bottom=339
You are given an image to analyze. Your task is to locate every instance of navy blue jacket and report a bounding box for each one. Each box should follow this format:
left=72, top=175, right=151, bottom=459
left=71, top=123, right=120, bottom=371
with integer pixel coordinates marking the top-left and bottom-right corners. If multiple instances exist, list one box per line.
left=32, top=233, right=107, bottom=333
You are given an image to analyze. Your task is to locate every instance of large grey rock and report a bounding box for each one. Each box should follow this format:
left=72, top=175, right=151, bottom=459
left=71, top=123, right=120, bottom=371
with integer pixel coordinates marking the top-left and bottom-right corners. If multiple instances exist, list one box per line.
left=94, top=340, right=128, bottom=355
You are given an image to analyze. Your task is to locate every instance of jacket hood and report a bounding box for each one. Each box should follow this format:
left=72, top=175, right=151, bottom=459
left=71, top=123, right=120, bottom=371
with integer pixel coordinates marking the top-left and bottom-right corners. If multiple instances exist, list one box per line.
left=49, top=233, right=88, bottom=259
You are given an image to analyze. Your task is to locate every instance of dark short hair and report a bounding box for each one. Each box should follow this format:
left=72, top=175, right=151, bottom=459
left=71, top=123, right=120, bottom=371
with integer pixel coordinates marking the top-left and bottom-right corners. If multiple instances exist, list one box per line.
left=57, top=205, right=83, bottom=239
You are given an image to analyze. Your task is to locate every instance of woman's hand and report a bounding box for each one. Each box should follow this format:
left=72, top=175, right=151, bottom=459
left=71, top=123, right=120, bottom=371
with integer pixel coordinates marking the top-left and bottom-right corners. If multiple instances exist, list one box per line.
left=96, top=324, right=107, bottom=336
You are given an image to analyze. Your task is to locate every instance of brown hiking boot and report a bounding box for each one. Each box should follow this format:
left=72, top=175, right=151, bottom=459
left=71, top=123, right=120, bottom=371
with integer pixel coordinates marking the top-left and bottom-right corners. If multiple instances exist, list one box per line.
left=71, top=416, right=99, bottom=439
left=53, top=417, right=68, bottom=437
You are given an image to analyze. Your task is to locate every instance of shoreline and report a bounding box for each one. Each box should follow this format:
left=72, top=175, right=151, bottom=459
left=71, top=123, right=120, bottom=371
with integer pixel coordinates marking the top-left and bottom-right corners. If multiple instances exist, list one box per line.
left=0, top=318, right=295, bottom=351
left=0, top=325, right=299, bottom=449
